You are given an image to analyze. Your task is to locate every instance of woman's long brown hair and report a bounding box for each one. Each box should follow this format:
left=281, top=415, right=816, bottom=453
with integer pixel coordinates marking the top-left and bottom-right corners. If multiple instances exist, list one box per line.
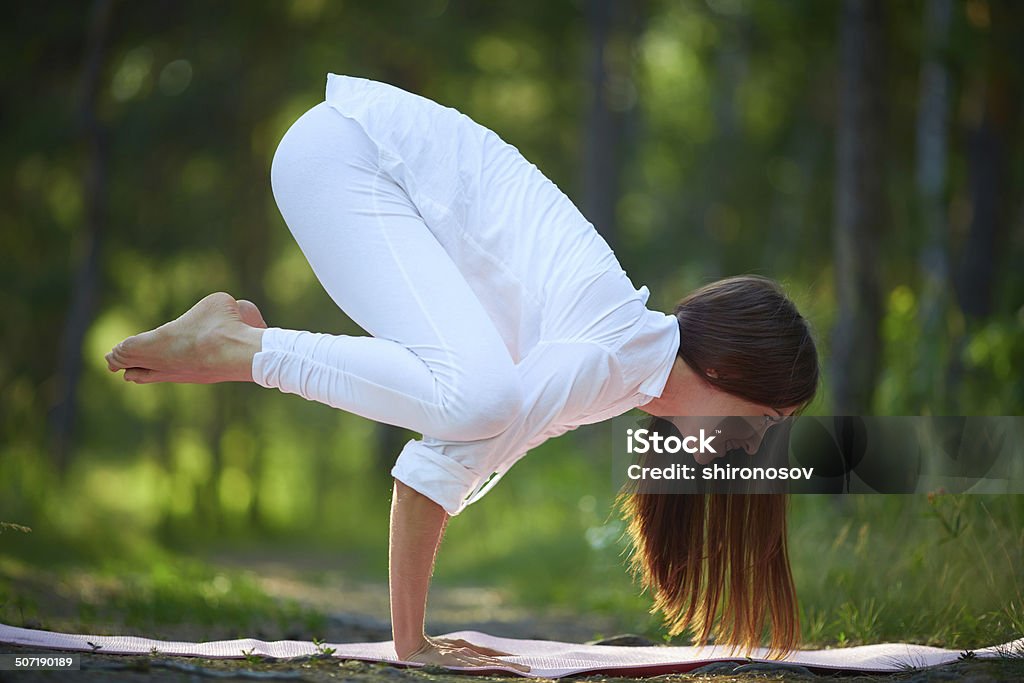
left=616, top=275, right=819, bottom=659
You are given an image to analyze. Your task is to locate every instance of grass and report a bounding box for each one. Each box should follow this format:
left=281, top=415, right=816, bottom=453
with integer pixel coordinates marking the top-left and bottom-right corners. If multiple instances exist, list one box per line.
left=784, top=494, right=1023, bottom=649
left=1, top=439, right=1021, bottom=656
left=0, top=550, right=327, bottom=641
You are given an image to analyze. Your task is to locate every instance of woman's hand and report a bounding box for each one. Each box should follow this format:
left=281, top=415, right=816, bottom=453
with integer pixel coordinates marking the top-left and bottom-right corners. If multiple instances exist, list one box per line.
left=402, top=635, right=531, bottom=673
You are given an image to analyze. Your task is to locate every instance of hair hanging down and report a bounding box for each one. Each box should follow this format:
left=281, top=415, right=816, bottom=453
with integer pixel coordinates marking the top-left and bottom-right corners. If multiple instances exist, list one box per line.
left=615, top=275, right=820, bottom=659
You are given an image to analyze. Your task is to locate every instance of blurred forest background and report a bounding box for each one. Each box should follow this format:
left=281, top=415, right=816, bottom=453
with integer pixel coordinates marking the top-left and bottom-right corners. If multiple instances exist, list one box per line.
left=1, top=0, right=1022, bottom=649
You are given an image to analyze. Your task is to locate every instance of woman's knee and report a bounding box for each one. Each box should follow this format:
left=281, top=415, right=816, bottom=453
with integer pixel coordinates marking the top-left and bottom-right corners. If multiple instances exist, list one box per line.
left=270, top=103, right=371, bottom=203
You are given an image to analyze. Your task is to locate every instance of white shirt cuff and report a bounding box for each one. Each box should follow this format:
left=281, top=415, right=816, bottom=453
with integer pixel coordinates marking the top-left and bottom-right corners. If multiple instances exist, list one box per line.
left=390, top=440, right=484, bottom=516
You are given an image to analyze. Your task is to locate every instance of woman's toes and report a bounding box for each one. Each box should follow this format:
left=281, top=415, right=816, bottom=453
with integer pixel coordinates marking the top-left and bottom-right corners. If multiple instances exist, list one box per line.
left=123, top=368, right=156, bottom=383
left=236, top=299, right=268, bottom=328
left=107, top=343, right=133, bottom=370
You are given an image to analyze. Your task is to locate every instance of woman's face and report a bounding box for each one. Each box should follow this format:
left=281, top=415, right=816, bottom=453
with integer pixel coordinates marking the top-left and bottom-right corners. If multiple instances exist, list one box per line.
left=644, top=360, right=798, bottom=463
left=669, top=412, right=791, bottom=465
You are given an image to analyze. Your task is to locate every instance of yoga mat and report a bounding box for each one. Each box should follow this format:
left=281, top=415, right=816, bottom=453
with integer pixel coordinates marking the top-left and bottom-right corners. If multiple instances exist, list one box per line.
left=1, top=623, right=1020, bottom=678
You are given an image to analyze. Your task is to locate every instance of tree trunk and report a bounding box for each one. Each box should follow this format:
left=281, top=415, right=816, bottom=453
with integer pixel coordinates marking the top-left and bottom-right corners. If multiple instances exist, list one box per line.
left=948, top=0, right=1021, bottom=409
left=48, top=0, right=114, bottom=475
left=700, top=18, right=749, bottom=280
left=831, top=0, right=886, bottom=415
left=956, top=55, right=1018, bottom=320
left=958, top=117, right=1003, bottom=320
left=581, top=0, right=646, bottom=251
left=914, top=0, right=954, bottom=413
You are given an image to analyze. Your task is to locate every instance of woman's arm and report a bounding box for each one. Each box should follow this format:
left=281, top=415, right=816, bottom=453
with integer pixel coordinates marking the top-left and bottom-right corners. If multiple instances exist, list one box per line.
left=388, top=479, right=530, bottom=672
left=389, top=477, right=447, bottom=658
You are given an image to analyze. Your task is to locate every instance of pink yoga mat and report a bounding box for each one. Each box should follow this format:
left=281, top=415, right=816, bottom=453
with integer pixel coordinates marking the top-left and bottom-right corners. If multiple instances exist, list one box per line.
left=1, top=623, right=1020, bottom=678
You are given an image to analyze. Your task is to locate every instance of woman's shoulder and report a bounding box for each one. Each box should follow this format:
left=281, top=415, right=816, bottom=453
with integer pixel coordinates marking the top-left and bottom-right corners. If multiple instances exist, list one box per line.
left=614, top=309, right=680, bottom=398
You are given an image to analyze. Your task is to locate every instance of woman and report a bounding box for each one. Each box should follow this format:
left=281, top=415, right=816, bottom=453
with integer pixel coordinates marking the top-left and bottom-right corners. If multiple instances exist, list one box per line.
left=105, top=74, right=819, bottom=669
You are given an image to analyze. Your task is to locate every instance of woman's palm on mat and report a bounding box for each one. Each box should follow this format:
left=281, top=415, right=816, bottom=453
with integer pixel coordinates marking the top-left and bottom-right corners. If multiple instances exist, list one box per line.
left=405, top=635, right=530, bottom=673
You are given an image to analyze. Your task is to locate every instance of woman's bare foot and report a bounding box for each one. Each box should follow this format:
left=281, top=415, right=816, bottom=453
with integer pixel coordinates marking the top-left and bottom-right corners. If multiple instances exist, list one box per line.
left=105, top=292, right=265, bottom=384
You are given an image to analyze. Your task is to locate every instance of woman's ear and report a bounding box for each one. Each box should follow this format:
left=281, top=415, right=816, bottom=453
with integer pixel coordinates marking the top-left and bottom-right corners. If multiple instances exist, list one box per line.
left=705, top=368, right=719, bottom=379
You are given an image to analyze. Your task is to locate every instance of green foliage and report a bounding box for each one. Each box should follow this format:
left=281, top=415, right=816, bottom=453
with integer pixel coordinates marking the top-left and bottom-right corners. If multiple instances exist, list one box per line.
left=312, top=637, right=336, bottom=657
left=0, top=0, right=1021, bottom=657
left=786, top=494, right=1023, bottom=649
left=877, top=285, right=1024, bottom=415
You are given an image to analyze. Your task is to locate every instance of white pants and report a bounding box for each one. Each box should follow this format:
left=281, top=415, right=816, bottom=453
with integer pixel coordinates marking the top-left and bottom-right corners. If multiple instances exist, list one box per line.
left=258, top=102, right=524, bottom=442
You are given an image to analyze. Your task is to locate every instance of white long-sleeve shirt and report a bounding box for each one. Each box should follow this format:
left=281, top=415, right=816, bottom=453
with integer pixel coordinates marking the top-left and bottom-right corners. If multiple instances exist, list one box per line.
left=257, top=74, right=680, bottom=516
left=391, top=300, right=680, bottom=516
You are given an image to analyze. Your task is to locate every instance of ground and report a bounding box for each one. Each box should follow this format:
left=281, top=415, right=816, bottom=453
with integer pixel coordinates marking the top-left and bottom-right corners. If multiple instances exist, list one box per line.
left=0, top=551, right=1021, bottom=682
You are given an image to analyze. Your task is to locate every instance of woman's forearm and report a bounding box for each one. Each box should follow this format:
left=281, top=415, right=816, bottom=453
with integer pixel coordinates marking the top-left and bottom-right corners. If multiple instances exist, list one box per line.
left=389, top=477, right=449, bottom=659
